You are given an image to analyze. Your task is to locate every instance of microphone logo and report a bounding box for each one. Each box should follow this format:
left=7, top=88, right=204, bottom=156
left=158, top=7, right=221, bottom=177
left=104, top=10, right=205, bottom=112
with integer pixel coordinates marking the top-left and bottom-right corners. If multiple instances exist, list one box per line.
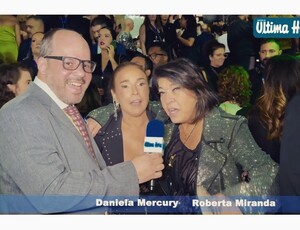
left=144, top=119, right=164, bottom=153
left=144, top=137, right=164, bottom=153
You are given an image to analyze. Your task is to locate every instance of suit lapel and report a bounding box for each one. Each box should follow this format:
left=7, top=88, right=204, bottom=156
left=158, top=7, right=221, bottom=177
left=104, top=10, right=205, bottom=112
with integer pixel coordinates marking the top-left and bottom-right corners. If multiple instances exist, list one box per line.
left=30, top=84, right=102, bottom=164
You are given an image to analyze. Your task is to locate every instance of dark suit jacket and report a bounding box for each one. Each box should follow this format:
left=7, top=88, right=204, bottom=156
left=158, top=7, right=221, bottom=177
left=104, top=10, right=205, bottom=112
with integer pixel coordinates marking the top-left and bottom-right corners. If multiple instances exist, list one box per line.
left=280, top=93, right=300, bottom=196
left=279, top=93, right=300, bottom=213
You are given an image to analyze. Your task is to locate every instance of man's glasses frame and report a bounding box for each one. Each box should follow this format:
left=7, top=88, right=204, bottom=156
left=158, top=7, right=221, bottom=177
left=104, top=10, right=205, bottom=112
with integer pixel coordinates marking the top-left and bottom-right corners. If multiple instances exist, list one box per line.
left=44, top=56, right=97, bottom=73
left=148, top=53, right=166, bottom=59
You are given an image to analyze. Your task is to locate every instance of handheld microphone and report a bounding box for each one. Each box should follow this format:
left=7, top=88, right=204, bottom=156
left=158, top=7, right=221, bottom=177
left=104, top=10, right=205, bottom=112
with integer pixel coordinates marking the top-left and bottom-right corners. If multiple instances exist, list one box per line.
left=144, top=119, right=164, bottom=191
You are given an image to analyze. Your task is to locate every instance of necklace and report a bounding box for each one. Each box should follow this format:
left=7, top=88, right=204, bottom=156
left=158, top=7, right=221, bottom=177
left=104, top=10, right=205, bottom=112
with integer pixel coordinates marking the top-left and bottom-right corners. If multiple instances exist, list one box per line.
left=181, top=122, right=198, bottom=145
left=168, top=121, right=199, bottom=167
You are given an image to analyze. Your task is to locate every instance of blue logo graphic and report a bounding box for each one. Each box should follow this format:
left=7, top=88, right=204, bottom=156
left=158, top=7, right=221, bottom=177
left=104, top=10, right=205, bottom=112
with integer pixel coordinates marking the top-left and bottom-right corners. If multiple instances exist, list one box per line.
left=253, top=17, right=300, bottom=38
left=144, top=141, right=163, bottom=148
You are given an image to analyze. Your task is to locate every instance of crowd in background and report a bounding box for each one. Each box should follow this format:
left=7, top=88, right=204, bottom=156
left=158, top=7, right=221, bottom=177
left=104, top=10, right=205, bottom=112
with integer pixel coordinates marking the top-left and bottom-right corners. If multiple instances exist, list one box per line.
left=1, top=15, right=300, bottom=108
left=1, top=14, right=300, bottom=214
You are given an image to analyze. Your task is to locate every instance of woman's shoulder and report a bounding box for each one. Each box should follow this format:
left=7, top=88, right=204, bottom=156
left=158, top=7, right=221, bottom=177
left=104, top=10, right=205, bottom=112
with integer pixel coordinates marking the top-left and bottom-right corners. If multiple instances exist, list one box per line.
left=206, top=107, right=247, bottom=130
left=210, top=107, right=245, bottom=120
left=148, top=101, right=169, bottom=121
left=203, top=107, right=248, bottom=142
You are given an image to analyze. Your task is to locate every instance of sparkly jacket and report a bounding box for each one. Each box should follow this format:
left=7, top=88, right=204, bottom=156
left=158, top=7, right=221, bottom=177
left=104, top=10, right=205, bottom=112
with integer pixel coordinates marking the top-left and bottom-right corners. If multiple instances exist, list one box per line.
left=193, top=107, right=279, bottom=214
left=88, top=104, right=279, bottom=214
left=195, top=107, right=279, bottom=195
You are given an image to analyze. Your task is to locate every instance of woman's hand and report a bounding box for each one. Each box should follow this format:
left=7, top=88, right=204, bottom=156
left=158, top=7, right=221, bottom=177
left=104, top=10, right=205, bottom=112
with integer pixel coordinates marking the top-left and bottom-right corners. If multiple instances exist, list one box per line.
left=106, top=44, right=116, bottom=61
left=176, top=29, right=183, bottom=38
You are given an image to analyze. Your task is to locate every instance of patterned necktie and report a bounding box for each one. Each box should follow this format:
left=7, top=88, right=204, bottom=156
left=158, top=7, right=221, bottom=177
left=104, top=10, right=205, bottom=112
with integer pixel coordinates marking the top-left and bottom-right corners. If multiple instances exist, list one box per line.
left=64, top=105, right=96, bottom=161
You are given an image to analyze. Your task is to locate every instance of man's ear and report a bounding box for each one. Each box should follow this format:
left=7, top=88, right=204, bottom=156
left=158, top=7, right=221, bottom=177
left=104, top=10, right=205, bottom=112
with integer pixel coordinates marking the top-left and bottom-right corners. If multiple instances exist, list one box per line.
left=145, top=69, right=151, bottom=78
left=36, top=57, right=47, bottom=76
left=7, top=84, right=16, bottom=94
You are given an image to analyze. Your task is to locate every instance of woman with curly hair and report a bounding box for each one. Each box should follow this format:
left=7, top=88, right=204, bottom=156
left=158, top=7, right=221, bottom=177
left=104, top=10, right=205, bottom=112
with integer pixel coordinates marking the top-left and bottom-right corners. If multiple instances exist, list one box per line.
left=0, top=62, right=32, bottom=109
left=248, top=54, right=300, bottom=163
left=217, top=65, right=252, bottom=116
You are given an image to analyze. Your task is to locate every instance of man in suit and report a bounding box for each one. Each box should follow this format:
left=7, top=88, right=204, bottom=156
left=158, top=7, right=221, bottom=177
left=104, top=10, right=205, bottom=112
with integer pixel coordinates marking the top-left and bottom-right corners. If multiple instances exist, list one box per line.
left=0, top=28, right=164, bottom=214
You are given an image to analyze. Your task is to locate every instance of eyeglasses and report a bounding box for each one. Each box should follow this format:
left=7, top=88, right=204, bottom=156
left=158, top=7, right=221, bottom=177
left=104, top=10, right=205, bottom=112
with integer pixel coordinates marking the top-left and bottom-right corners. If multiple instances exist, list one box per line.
left=148, top=53, right=166, bottom=59
left=44, top=56, right=97, bottom=73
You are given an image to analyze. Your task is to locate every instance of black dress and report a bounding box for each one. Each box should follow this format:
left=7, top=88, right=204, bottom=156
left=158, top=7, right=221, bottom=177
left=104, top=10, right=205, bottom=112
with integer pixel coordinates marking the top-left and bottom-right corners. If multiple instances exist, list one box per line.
left=91, top=51, right=128, bottom=105
left=162, top=125, right=202, bottom=214
left=247, top=107, right=280, bottom=163
left=145, top=24, right=165, bottom=53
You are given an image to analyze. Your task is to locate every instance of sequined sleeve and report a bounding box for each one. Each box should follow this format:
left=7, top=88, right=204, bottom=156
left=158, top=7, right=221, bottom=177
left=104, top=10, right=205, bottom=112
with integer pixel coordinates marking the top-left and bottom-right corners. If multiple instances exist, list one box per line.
left=86, top=103, right=114, bottom=125
left=223, top=116, right=279, bottom=197
left=86, top=101, right=168, bottom=126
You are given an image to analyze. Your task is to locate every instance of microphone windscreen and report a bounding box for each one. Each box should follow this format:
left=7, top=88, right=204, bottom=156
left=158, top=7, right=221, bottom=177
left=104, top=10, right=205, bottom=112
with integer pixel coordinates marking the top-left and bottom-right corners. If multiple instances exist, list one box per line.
left=144, top=119, right=164, bottom=153
left=145, top=119, right=164, bottom=137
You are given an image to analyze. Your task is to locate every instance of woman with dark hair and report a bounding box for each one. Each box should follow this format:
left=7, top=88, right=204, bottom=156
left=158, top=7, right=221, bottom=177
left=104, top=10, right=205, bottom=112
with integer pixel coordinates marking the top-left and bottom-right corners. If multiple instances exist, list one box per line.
left=152, top=58, right=279, bottom=214
left=89, top=15, right=114, bottom=55
left=139, top=15, right=165, bottom=55
left=248, top=54, right=300, bottom=164
left=0, top=62, right=32, bottom=108
left=91, top=26, right=128, bottom=105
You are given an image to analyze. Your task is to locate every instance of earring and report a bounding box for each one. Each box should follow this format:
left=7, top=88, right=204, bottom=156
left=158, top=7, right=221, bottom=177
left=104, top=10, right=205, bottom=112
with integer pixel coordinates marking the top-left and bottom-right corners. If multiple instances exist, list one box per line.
left=113, top=100, right=119, bottom=120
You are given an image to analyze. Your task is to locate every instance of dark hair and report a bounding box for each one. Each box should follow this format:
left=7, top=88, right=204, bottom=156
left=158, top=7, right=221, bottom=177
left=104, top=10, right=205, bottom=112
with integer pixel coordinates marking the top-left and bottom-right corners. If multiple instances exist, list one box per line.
left=211, top=24, right=223, bottom=37
left=205, top=39, right=226, bottom=57
left=256, top=54, right=300, bottom=139
left=142, top=15, right=163, bottom=31
left=222, top=24, right=228, bottom=32
left=99, top=26, right=117, bottom=40
left=109, top=61, right=146, bottom=91
left=130, top=52, right=153, bottom=74
left=148, top=42, right=170, bottom=60
left=0, top=63, right=32, bottom=108
left=259, top=38, right=281, bottom=50
left=181, top=15, right=197, bottom=31
left=153, top=58, right=219, bottom=122
left=227, top=15, right=240, bottom=26
left=90, top=15, right=113, bottom=29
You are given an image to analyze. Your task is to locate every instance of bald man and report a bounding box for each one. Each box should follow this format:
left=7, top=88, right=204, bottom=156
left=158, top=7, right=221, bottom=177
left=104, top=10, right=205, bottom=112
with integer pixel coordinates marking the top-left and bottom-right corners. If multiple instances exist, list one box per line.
left=0, top=28, right=164, bottom=214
